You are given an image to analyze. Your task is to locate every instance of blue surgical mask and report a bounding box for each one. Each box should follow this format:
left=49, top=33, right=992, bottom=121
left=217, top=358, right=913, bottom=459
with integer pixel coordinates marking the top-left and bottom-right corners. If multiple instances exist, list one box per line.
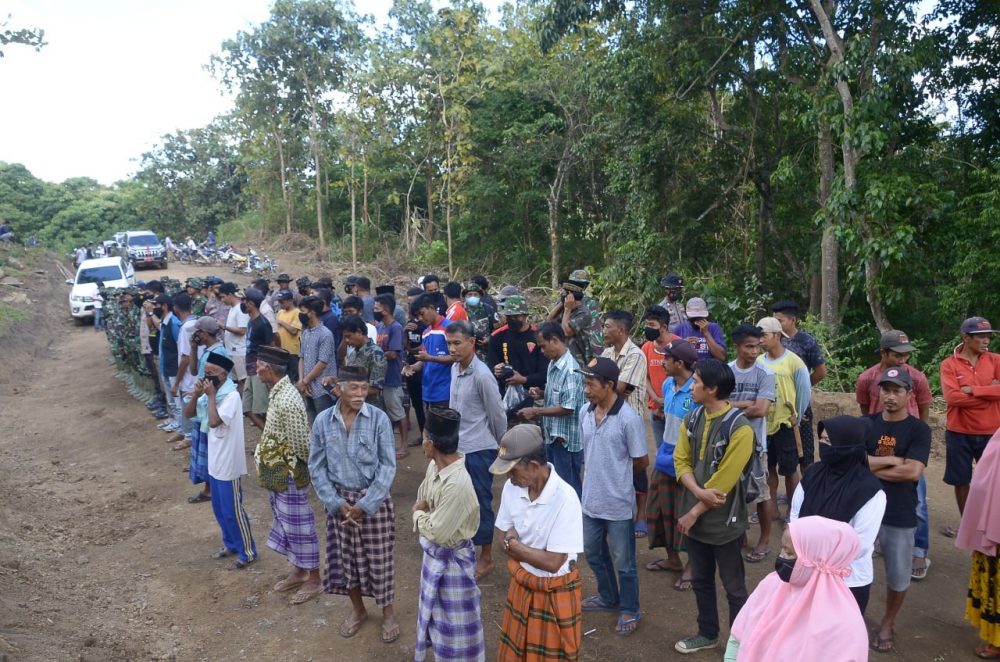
left=465, top=296, right=480, bottom=307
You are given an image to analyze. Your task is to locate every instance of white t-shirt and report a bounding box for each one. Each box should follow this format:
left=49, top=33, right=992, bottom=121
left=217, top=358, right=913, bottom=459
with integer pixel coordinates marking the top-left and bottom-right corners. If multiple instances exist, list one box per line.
left=224, top=305, right=250, bottom=356
left=260, top=300, right=279, bottom=333
left=177, top=317, right=199, bottom=393
left=207, top=390, right=247, bottom=481
left=495, top=464, right=584, bottom=577
left=790, top=484, right=886, bottom=587
left=93, top=292, right=103, bottom=310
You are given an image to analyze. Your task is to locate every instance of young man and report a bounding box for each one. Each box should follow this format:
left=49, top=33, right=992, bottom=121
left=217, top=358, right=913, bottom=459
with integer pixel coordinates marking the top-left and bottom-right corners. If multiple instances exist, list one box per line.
left=645, top=340, right=697, bottom=590
left=727, top=324, right=776, bottom=562
left=672, top=297, right=727, bottom=361
left=447, top=320, right=507, bottom=579
left=242, top=288, right=274, bottom=430
left=866, top=368, right=931, bottom=653
left=219, top=283, right=250, bottom=392
left=578, top=358, right=649, bottom=636
left=756, top=316, right=811, bottom=518
left=773, top=300, right=826, bottom=470
left=297, top=295, right=337, bottom=424
left=309, top=365, right=399, bottom=644
left=462, top=281, right=495, bottom=360
left=403, top=293, right=454, bottom=411
left=339, top=314, right=387, bottom=407
left=186, top=353, right=257, bottom=569
left=155, top=293, right=182, bottom=436
left=274, top=290, right=302, bottom=383
left=355, top=276, right=375, bottom=323
left=492, top=425, right=584, bottom=662
left=641, top=305, right=681, bottom=444
left=375, top=293, right=408, bottom=458
left=412, top=406, right=485, bottom=662
left=673, top=359, right=753, bottom=654
left=341, top=295, right=377, bottom=346
left=856, top=329, right=934, bottom=577
left=518, top=322, right=585, bottom=497
left=940, top=316, right=1000, bottom=531
left=170, top=293, right=197, bottom=450
left=444, top=281, right=468, bottom=322
left=255, top=346, right=321, bottom=605
left=486, top=295, right=549, bottom=400
left=657, top=272, right=687, bottom=332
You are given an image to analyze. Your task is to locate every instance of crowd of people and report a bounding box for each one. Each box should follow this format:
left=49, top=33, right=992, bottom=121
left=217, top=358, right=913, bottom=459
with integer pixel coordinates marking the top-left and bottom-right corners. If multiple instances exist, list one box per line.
left=89, top=266, right=1000, bottom=661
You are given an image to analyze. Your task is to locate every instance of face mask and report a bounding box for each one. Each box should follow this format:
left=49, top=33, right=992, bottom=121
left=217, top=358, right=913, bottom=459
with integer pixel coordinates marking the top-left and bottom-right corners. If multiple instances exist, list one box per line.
left=299, top=312, right=310, bottom=326
left=508, top=318, right=524, bottom=331
left=774, top=555, right=796, bottom=583
left=206, top=375, right=221, bottom=388
left=644, top=326, right=660, bottom=341
left=819, top=439, right=867, bottom=472
left=240, top=303, right=248, bottom=314
left=465, top=296, right=480, bottom=307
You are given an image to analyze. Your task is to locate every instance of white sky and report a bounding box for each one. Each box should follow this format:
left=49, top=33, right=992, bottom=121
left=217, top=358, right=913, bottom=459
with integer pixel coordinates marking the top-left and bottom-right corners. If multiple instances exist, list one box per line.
left=0, top=0, right=395, bottom=185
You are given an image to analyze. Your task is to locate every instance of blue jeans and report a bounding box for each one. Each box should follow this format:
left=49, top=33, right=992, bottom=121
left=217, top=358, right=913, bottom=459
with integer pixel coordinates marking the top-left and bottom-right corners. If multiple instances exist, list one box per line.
left=914, top=474, right=929, bottom=559
left=547, top=441, right=583, bottom=498
left=583, top=514, right=639, bottom=613
left=465, top=448, right=498, bottom=546
left=93, top=308, right=103, bottom=330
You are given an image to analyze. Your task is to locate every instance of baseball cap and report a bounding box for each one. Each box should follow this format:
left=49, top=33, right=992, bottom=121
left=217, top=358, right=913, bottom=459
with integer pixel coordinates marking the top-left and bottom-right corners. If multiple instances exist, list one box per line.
left=489, top=425, right=545, bottom=475
left=154, top=293, right=172, bottom=305
left=664, top=339, right=698, bottom=365
left=193, top=316, right=220, bottom=334
left=136, top=280, right=147, bottom=289
left=500, top=295, right=529, bottom=316
left=243, top=288, right=265, bottom=305
left=463, top=282, right=483, bottom=295
left=660, top=272, right=684, bottom=288
left=961, top=317, right=996, bottom=335
left=878, top=366, right=913, bottom=390
left=756, top=316, right=788, bottom=337
left=276, top=289, right=294, bottom=301
left=685, top=297, right=710, bottom=318
left=880, top=330, right=916, bottom=353
left=576, top=357, right=620, bottom=383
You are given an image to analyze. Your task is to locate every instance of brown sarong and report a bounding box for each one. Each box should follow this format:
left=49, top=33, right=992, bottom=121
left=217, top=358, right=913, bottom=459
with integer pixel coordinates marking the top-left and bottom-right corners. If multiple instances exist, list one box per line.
left=646, top=468, right=686, bottom=552
left=323, top=486, right=395, bottom=607
left=497, top=559, right=582, bottom=662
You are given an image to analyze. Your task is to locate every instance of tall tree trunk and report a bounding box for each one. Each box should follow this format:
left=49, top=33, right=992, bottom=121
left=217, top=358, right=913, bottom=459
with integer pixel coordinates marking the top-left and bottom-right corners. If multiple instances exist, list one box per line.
left=547, top=152, right=570, bottom=290
left=313, top=139, right=325, bottom=250
left=362, top=152, right=370, bottom=227
left=755, top=180, right=774, bottom=282
left=350, top=148, right=357, bottom=271
left=425, top=162, right=435, bottom=241
left=818, top=121, right=839, bottom=329
left=274, top=130, right=292, bottom=234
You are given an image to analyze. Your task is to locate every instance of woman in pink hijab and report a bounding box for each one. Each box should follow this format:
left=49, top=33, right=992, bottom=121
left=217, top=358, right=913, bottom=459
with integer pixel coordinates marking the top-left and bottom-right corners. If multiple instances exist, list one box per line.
left=723, top=516, right=868, bottom=661
left=955, top=429, right=1000, bottom=659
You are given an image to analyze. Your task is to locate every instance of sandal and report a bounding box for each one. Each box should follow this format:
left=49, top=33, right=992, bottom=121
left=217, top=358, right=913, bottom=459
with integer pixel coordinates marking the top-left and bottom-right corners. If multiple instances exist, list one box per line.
left=744, top=549, right=771, bottom=563
left=340, top=612, right=368, bottom=638
left=976, top=644, right=1000, bottom=659
left=381, top=618, right=400, bottom=644
left=871, top=630, right=895, bottom=654
left=231, top=558, right=255, bottom=570
left=646, top=558, right=683, bottom=572
left=273, top=576, right=306, bottom=593
left=211, top=548, right=235, bottom=559
left=749, top=511, right=759, bottom=525
left=616, top=612, right=641, bottom=637
left=634, top=521, right=648, bottom=539
left=582, top=595, right=618, bottom=612
left=673, top=577, right=693, bottom=592
left=172, top=439, right=192, bottom=451
left=911, top=557, right=931, bottom=580
left=289, top=585, right=323, bottom=605
left=395, top=449, right=410, bottom=460
left=941, top=525, right=958, bottom=538
left=187, top=492, right=210, bottom=504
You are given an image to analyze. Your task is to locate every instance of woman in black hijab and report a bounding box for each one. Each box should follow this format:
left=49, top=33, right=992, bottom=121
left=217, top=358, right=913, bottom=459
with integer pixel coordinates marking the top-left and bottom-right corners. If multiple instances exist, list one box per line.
left=790, top=415, right=886, bottom=614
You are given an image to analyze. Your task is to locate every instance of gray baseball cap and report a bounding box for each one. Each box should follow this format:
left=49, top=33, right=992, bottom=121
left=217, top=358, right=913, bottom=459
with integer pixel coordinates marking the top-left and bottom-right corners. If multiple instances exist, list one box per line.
left=489, top=425, right=545, bottom=475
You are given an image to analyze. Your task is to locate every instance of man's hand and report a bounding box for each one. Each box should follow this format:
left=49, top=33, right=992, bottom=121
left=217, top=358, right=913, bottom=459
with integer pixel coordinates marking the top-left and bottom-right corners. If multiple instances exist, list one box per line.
left=340, top=504, right=364, bottom=527
left=506, top=369, right=527, bottom=385
left=961, top=385, right=973, bottom=394
left=321, top=376, right=337, bottom=387
left=204, top=377, right=217, bottom=397
left=416, top=348, right=432, bottom=362
left=563, top=295, right=581, bottom=312
left=193, top=379, right=206, bottom=398
left=171, top=382, right=180, bottom=397
left=696, top=487, right=726, bottom=509
left=493, top=363, right=505, bottom=377
left=412, top=499, right=430, bottom=513
left=693, top=318, right=710, bottom=333
left=677, top=511, right=699, bottom=535
left=527, top=386, right=544, bottom=400
left=518, top=407, right=539, bottom=421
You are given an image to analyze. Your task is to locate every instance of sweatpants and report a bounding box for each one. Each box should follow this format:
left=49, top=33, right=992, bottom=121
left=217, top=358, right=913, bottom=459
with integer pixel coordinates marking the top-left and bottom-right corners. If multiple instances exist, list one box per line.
left=208, top=475, right=257, bottom=563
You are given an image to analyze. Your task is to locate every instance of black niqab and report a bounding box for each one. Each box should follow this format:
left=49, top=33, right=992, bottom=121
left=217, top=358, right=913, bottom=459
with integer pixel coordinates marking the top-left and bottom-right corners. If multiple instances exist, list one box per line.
left=799, top=415, right=883, bottom=523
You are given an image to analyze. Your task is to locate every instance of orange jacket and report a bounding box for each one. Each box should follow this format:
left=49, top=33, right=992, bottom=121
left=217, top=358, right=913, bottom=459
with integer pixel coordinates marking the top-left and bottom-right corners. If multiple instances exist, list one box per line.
left=940, top=344, right=1000, bottom=434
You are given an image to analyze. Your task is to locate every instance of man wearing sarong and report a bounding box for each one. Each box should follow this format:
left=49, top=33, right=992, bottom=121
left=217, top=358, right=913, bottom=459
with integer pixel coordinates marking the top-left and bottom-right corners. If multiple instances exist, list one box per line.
left=412, top=406, right=485, bottom=662
left=309, top=365, right=399, bottom=643
left=255, top=345, right=322, bottom=605
left=491, top=424, right=584, bottom=662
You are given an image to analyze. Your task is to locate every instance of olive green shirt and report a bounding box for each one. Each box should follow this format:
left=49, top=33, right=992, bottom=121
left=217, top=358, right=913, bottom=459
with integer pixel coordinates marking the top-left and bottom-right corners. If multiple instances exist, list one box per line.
left=412, top=456, right=480, bottom=549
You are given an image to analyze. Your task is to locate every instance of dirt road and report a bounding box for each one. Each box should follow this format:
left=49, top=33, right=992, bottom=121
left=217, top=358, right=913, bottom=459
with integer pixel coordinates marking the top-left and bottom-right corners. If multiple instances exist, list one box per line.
left=0, top=258, right=985, bottom=661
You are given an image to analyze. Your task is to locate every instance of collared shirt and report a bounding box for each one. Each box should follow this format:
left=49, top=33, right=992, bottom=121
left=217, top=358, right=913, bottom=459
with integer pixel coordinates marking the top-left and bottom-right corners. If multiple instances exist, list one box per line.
left=300, top=324, right=337, bottom=399
left=656, top=375, right=695, bottom=476
left=205, top=295, right=231, bottom=329
left=413, top=456, right=480, bottom=549
left=450, top=357, right=507, bottom=454
left=345, top=338, right=387, bottom=391
left=656, top=297, right=687, bottom=332
left=177, top=316, right=199, bottom=393
left=207, top=390, right=248, bottom=481
left=941, top=345, right=1000, bottom=434
left=495, top=465, right=584, bottom=577
left=309, top=402, right=397, bottom=516
left=542, top=350, right=585, bottom=452
left=256, top=375, right=311, bottom=473
left=601, top=339, right=647, bottom=415
left=581, top=396, right=648, bottom=521
left=856, top=362, right=932, bottom=419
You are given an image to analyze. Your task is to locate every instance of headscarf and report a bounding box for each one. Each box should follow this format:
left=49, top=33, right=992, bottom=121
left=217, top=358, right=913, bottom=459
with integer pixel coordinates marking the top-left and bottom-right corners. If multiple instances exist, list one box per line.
left=799, top=415, right=883, bottom=522
left=731, top=516, right=868, bottom=661
left=956, top=429, right=1000, bottom=556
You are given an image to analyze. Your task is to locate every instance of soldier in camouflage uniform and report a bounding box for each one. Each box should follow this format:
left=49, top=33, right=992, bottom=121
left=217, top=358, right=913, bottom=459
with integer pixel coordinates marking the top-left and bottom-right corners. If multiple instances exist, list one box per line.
left=546, top=268, right=604, bottom=366
left=186, top=277, right=208, bottom=317
left=462, top=281, right=497, bottom=362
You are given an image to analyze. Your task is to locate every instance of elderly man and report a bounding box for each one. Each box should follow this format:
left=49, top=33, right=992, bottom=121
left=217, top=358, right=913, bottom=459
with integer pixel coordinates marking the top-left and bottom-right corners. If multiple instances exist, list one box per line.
left=492, top=425, right=584, bottom=662
left=309, top=365, right=399, bottom=643
left=254, top=345, right=321, bottom=604
left=412, top=406, right=485, bottom=662
left=447, top=320, right=508, bottom=579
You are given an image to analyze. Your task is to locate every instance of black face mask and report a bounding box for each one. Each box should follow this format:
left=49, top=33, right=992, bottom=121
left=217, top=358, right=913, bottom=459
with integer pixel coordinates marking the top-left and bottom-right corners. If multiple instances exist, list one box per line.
left=644, top=326, right=660, bottom=341
left=298, top=312, right=310, bottom=326
left=206, top=375, right=221, bottom=388
left=774, top=555, right=796, bottom=583
left=508, top=318, right=524, bottom=332
left=240, top=303, right=248, bottom=314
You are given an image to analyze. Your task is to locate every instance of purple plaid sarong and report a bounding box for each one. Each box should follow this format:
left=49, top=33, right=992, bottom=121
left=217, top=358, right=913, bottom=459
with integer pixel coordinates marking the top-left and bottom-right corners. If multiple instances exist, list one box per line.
left=266, top=476, right=321, bottom=570
left=415, top=537, right=485, bottom=662
left=323, top=486, right=395, bottom=607
left=188, top=426, right=208, bottom=485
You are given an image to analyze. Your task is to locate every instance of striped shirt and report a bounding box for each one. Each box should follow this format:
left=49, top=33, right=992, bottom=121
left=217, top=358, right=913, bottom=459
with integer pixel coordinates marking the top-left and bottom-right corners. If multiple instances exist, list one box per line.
left=542, top=350, right=585, bottom=452
left=601, top=339, right=647, bottom=416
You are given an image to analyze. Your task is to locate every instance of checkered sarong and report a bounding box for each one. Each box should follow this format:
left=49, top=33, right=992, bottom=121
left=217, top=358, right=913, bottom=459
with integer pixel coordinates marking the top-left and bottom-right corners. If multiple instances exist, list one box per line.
left=323, top=487, right=395, bottom=607
left=646, top=468, right=686, bottom=552
left=188, top=426, right=208, bottom=485
left=497, top=560, right=582, bottom=662
left=415, top=537, right=485, bottom=662
left=266, top=477, right=320, bottom=570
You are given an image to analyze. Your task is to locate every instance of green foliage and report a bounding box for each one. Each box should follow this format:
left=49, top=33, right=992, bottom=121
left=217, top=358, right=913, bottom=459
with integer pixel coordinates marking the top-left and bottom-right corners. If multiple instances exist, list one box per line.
left=798, top=317, right=872, bottom=393
left=0, top=301, right=28, bottom=338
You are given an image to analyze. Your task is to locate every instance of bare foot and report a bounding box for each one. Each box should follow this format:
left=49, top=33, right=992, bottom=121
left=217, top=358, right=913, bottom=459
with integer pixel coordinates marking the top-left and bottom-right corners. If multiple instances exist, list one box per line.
left=475, top=559, right=494, bottom=580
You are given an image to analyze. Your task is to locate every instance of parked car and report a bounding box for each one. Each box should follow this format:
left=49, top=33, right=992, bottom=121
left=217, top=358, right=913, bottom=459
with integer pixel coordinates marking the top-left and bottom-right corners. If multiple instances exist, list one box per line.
left=113, top=231, right=127, bottom=247
left=124, top=230, right=167, bottom=269
left=67, top=257, right=135, bottom=322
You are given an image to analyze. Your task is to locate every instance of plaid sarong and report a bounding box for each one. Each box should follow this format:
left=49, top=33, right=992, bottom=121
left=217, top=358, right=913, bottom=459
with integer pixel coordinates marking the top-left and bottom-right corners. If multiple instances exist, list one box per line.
left=267, top=476, right=321, bottom=570
left=323, top=486, right=395, bottom=607
left=188, top=426, right=208, bottom=485
left=497, top=559, right=582, bottom=662
left=646, top=468, right=686, bottom=552
left=415, top=537, right=485, bottom=662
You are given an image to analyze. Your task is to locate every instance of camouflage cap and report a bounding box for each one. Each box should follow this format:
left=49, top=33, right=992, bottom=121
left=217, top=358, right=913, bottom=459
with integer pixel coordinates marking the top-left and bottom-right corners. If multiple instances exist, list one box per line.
left=186, top=277, right=204, bottom=289
left=296, top=276, right=312, bottom=288
left=500, top=295, right=529, bottom=316
left=568, top=268, right=590, bottom=283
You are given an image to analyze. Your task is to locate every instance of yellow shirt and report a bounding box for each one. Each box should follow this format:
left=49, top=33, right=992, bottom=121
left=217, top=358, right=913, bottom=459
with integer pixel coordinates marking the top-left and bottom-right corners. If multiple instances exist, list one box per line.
left=673, top=405, right=754, bottom=493
left=276, top=307, right=302, bottom=355
left=412, top=456, right=480, bottom=549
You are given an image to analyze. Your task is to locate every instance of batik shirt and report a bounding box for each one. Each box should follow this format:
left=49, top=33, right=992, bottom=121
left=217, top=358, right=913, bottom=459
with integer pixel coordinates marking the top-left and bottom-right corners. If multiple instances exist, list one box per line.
left=255, top=375, right=311, bottom=491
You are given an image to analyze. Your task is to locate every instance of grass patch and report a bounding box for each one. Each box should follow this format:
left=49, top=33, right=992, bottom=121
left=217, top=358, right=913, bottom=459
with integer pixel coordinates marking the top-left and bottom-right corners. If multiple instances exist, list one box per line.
left=0, top=301, right=29, bottom=338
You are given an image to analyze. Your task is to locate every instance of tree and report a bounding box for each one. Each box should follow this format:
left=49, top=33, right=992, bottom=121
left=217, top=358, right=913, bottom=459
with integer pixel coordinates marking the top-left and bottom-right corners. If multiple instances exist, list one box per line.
left=0, top=15, right=45, bottom=58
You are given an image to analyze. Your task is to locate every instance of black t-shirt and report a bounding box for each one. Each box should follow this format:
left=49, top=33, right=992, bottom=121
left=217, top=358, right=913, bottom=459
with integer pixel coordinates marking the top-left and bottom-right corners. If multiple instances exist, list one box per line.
left=486, top=325, right=550, bottom=391
left=866, top=414, right=931, bottom=528
left=247, top=315, right=273, bottom=357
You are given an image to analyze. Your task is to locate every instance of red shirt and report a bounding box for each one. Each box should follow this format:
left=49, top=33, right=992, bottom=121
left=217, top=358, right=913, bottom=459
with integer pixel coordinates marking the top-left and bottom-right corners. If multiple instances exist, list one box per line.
left=855, top=362, right=932, bottom=419
left=641, top=335, right=679, bottom=411
left=446, top=301, right=468, bottom=322
left=940, top=345, right=1000, bottom=434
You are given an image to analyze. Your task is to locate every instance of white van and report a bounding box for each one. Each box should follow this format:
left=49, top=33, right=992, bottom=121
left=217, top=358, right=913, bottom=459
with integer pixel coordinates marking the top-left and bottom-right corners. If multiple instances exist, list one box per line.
left=67, top=256, right=135, bottom=321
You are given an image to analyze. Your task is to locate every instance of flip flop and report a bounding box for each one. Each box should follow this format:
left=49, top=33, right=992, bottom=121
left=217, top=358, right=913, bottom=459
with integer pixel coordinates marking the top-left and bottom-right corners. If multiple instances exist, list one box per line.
left=976, top=644, right=1000, bottom=659
left=230, top=558, right=254, bottom=570
left=634, top=521, right=648, bottom=539
left=911, top=557, right=931, bottom=580
left=582, top=595, right=618, bottom=612
left=381, top=619, right=400, bottom=643
left=646, top=558, right=682, bottom=572
left=749, top=511, right=759, bottom=525
left=941, top=525, right=958, bottom=538
left=616, top=612, right=641, bottom=637
left=187, top=492, right=210, bottom=504
left=289, top=585, right=322, bottom=605
left=340, top=613, right=369, bottom=638
left=273, top=576, right=307, bottom=593
left=871, top=630, right=895, bottom=654
left=673, top=577, right=693, bottom=592
left=744, top=549, right=771, bottom=563
left=395, top=449, right=410, bottom=460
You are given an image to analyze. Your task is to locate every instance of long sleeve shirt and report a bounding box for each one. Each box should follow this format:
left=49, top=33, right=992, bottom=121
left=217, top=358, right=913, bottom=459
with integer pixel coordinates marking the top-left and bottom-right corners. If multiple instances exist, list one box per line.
left=309, top=402, right=397, bottom=515
left=940, top=345, right=1000, bottom=434
left=412, top=457, right=480, bottom=548
left=673, top=405, right=754, bottom=494
left=450, top=357, right=508, bottom=454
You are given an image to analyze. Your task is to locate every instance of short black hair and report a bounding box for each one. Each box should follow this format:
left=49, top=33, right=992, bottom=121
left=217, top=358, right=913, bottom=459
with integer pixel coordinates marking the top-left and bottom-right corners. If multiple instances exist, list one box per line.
left=537, top=321, right=565, bottom=343
left=410, top=293, right=438, bottom=316
left=428, top=427, right=459, bottom=454
left=300, top=295, right=324, bottom=317
left=695, top=358, right=736, bottom=400
left=342, top=295, right=364, bottom=312
left=341, top=314, right=367, bottom=335
left=172, top=292, right=192, bottom=313
left=253, top=278, right=269, bottom=292
left=772, top=300, right=800, bottom=318
left=471, top=275, right=489, bottom=290
left=445, top=320, right=475, bottom=339
left=604, top=309, right=633, bottom=331
left=443, top=281, right=463, bottom=300
left=314, top=287, right=332, bottom=305
left=731, top=324, right=764, bottom=345
left=356, top=276, right=371, bottom=291
left=374, top=293, right=396, bottom=313
left=642, top=305, right=670, bottom=325
left=423, top=274, right=440, bottom=286
left=406, top=286, right=424, bottom=298
left=146, top=280, right=164, bottom=294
